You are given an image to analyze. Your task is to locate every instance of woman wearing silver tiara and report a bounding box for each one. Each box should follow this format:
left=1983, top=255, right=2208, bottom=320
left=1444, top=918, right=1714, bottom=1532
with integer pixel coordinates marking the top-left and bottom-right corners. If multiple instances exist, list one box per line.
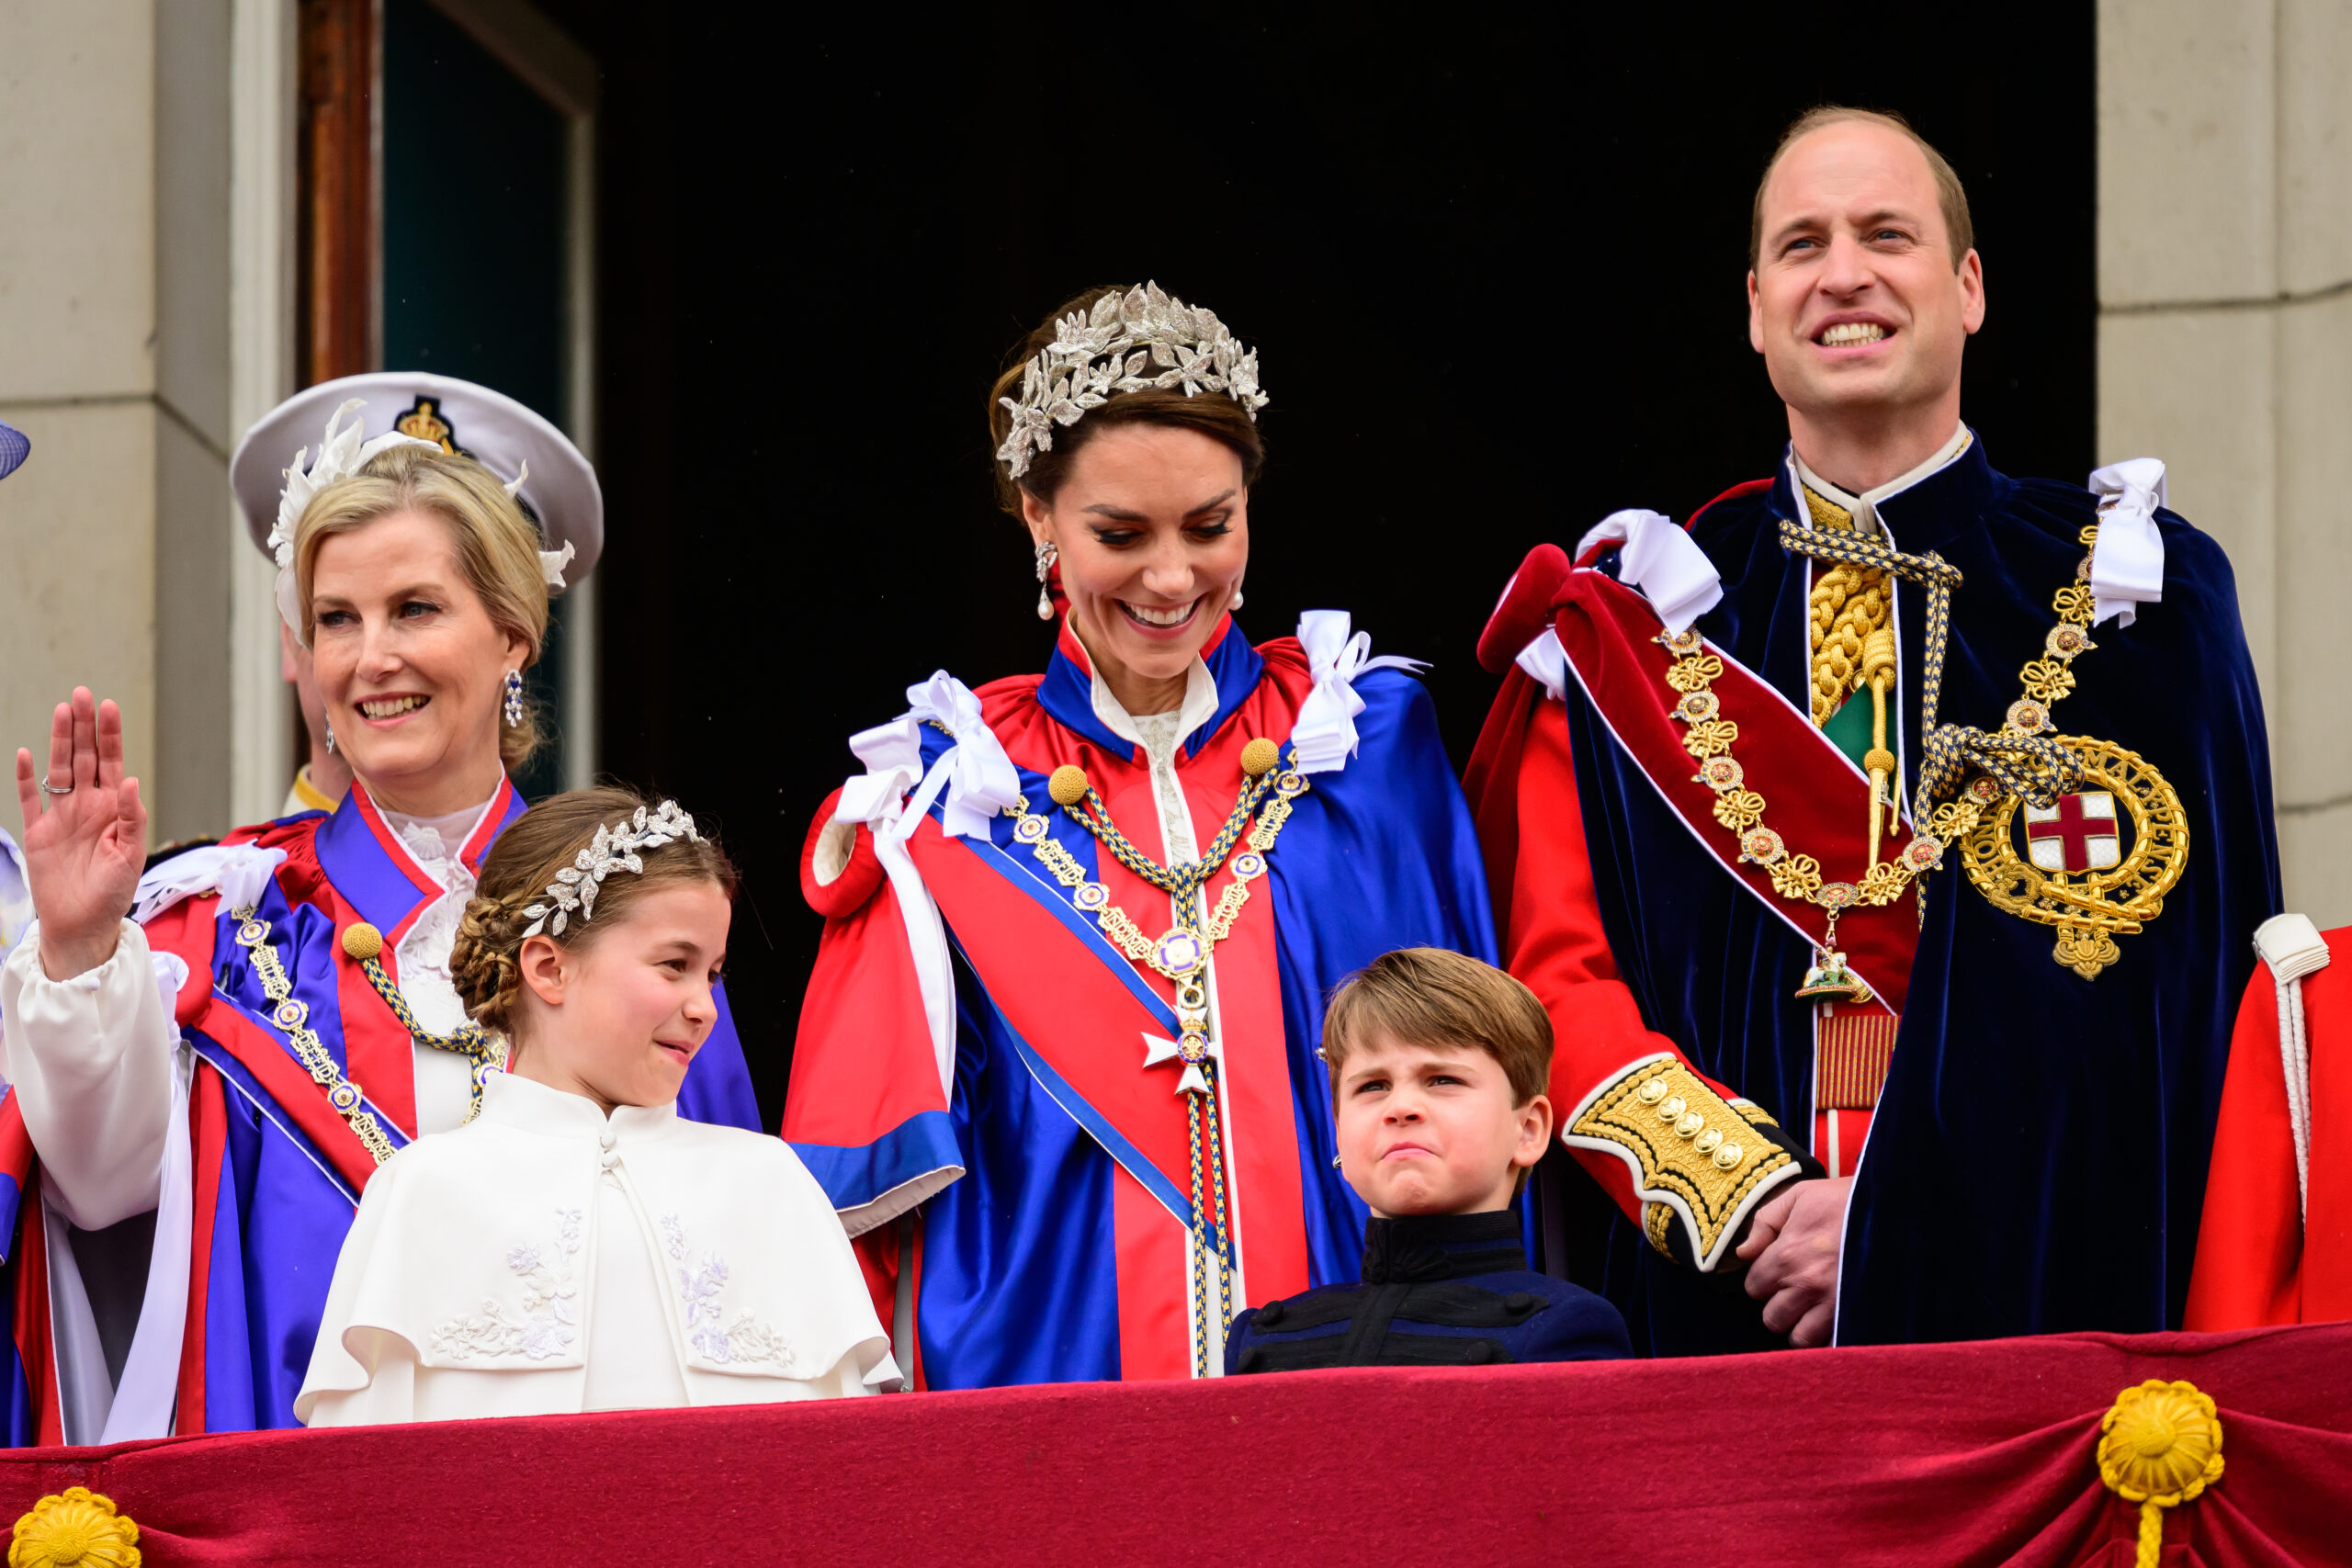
left=786, top=283, right=1498, bottom=1386
left=0, top=376, right=758, bottom=1445
left=299, top=787, right=893, bottom=1425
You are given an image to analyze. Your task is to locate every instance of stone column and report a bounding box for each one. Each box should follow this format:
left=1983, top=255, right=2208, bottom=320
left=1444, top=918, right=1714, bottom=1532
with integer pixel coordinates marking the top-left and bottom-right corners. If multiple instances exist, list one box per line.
left=0, top=1, right=292, bottom=852
left=2098, top=0, right=2352, bottom=922
left=0, top=3, right=161, bottom=823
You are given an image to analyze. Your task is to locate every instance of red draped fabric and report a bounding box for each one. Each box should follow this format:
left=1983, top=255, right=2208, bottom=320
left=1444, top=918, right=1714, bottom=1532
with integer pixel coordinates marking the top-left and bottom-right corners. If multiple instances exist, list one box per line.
left=3, top=1326, right=2346, bottom=1565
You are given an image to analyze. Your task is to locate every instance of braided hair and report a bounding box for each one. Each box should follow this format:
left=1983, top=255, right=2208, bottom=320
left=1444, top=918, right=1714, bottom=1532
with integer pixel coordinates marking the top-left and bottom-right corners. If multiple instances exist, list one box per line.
left=447, top=785, right=738, bottom=1043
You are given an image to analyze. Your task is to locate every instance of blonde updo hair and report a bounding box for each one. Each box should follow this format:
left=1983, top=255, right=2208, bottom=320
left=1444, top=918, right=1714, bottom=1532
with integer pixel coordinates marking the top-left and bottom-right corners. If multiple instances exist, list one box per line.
left=447, top=785, right=739, bottom=1044
left=292, top=443, right=554, bottom=771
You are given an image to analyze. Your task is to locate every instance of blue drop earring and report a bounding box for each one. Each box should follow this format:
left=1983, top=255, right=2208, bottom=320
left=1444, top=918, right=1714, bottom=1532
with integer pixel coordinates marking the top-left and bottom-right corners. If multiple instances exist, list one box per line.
left=503, top=670, right=524, bottom=728
left=322, top=714, right=335, bottom=755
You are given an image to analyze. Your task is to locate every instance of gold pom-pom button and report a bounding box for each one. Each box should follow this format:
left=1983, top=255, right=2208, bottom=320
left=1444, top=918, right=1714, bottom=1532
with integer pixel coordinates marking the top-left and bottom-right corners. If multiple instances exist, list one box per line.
left=1862, top=747, right=1896, bottom=776
left=10, top=1484, right=141, bottom=1568
left=1239, top=738, right=1281, bottom=778
left=341, top=922, right=384, bottom=962
left=1047, top=765, right=1091, bottom=807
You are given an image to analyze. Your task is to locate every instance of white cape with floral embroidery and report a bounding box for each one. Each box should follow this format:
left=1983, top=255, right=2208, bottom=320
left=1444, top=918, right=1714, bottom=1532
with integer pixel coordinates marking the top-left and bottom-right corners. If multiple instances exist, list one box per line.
left=295, top=1070, right=896, bottom=1427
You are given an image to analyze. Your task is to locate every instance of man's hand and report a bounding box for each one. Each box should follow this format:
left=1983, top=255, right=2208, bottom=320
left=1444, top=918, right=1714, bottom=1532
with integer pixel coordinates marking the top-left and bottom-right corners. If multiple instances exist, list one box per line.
left=1736, top=1175, right=1851, bottom=1348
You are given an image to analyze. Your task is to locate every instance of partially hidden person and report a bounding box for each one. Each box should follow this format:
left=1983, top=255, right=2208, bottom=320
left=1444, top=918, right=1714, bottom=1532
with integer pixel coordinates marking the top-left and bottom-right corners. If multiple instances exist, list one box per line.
left=2186, top=913, right=2352, bottom=1329
left=1225, top=948, right=1629, bottom=1371
left=1463, top=106, right=2280, bottom=1354
left=299, top=788, right=893, bottom=1425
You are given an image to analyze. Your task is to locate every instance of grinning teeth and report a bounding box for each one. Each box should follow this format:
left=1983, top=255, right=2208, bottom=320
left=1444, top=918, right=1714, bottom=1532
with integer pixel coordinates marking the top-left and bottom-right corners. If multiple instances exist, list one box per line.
left=1123, top=601, right=1194, bottom=627
left=359, top=695, right=426, bottom=719
left=1820, top=321, right=1888, bottom=346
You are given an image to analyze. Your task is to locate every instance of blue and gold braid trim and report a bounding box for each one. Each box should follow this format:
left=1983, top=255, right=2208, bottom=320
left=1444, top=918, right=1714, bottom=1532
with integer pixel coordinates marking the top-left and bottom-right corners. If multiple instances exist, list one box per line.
left=1049, top=736, right=1289, bottom=899
left=341, top=921, right=506, bottom=1122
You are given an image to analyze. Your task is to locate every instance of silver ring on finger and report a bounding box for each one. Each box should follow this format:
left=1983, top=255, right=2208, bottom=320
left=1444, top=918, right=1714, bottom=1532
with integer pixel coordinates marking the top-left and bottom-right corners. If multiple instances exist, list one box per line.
left=38, top=778, right=74, bottom=798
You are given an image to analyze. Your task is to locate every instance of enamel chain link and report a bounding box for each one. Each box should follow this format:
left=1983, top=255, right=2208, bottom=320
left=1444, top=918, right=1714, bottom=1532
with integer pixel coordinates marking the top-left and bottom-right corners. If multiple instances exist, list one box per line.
left=232, top=907, right=400, bottom=1166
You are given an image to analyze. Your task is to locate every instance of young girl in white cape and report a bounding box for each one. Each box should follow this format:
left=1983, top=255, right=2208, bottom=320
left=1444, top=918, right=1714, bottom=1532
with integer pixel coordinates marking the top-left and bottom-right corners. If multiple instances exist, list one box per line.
left=297, top=787, right=895, bottom=1426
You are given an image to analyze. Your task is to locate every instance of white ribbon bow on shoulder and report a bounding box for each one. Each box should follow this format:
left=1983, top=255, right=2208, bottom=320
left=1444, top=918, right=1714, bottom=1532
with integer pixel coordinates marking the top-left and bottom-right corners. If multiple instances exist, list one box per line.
left=830, top=673, right=1019, bottom=1098
left=1292, top=611, right=1428, bottom=776
left=1573, top=508, right=1723, bottom=635
left=2086, top=458, right=2167, bottom=627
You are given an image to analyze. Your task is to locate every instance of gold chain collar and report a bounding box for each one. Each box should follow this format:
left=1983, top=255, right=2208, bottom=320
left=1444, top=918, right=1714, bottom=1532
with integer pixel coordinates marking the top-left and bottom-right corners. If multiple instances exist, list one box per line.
left=1663, top=521, right=2110, bottom=998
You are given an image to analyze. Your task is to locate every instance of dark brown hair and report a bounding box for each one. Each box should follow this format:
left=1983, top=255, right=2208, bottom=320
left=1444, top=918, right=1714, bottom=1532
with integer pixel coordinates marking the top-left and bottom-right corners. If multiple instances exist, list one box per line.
left=1749, top=106, right=1974, bottom=271
left=448, top=784, right=738, bottom=1038
left=987, top=284, right=1268, bottom=517
left=1321, top=948, right=1553, bottom=1107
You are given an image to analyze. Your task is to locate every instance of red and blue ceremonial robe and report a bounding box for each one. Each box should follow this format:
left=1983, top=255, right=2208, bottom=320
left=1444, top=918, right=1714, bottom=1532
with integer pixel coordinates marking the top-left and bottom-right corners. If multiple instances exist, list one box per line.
left=1465, top=439, right=2280, bottom=1353
left=784, top=614, right=1496, bottom=1386
left=0, top=778, right=761, bottom=1443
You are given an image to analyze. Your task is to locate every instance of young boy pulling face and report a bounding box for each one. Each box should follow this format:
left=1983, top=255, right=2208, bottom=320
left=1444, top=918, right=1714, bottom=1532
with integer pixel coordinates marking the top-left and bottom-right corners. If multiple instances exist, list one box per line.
left=1225, top=947, right=1630, bottom=1371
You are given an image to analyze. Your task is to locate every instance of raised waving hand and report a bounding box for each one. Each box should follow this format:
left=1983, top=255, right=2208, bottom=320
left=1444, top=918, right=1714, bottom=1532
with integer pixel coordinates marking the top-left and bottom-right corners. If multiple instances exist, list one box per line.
left=15, top=688, right=147, bottom=979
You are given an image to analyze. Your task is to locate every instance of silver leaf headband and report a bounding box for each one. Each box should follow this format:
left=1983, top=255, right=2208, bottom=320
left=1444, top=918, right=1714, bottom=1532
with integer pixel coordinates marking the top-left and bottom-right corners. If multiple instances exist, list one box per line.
left=521, top=801, right=703, bottom=938
left=994, top=281, right=1269, bottom=479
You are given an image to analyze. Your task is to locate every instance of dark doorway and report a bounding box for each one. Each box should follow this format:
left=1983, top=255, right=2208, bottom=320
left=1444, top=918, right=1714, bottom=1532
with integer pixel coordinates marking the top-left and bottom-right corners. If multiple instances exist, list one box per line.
left=538, top=4, right=2097, bottom=1125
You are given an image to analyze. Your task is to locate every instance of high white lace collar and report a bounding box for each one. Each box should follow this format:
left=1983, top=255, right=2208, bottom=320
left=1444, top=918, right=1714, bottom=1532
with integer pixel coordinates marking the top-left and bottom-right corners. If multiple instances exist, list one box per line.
left=382, top=789, right=501, bottom=890
left=1088, top=658, right=1218, bottom=762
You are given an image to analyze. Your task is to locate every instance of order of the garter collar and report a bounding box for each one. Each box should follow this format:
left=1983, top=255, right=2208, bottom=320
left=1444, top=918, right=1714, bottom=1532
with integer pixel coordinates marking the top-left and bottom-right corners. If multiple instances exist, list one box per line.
left=995, top=281, right=1268, bottom=479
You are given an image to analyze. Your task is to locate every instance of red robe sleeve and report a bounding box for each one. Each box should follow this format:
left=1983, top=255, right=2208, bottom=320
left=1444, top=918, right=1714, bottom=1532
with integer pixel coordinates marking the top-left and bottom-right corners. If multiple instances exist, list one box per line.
left=1488, top=690, right=1749, bottom=1225
left=2187, top=930, right=2352, bottom=1328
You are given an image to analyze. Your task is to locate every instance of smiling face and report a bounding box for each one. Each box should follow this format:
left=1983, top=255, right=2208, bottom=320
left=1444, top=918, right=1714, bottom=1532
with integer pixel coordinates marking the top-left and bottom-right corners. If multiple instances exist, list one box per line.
left=308, top=509, right=529, bottom=817
left=1020, top=423, right=1248, bottom=714
left=1334, top=1031, right=1553, bottom=1218
left=1747, top=118, right=1984, bottom=447
left=508, top=880, right=731, bottom=1112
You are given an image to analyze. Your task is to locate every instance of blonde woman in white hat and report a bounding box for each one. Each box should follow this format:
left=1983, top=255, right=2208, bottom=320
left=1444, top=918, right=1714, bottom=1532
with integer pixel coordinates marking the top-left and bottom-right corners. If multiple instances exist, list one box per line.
left=0, top=375, right=759, bottom=1445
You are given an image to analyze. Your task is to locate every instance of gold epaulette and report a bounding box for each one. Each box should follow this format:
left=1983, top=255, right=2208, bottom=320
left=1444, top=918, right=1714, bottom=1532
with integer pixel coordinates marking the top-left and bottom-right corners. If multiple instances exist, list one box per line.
left=1563, top=1055, right=1805, bottom=1271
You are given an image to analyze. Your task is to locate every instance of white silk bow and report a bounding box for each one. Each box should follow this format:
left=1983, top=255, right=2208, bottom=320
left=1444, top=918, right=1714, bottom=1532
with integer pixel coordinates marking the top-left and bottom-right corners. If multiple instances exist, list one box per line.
left=1574, top=508, right=1723, bottom=635
left=830, top=673, right=1018, bottom=1098
left=1292, top=611, right=1428, bottom=775
left=2086, top=458, right=2167, bottom=628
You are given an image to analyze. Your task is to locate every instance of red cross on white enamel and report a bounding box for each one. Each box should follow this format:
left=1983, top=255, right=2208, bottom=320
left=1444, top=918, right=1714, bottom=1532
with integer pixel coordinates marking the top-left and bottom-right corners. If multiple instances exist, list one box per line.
left=2024, top=790, right=2121, bottom=874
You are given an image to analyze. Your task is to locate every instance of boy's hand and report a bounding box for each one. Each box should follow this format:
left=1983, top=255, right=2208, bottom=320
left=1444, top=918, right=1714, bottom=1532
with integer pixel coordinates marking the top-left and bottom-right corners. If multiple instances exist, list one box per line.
left=1736, top=1175, right=1851, bottom=1347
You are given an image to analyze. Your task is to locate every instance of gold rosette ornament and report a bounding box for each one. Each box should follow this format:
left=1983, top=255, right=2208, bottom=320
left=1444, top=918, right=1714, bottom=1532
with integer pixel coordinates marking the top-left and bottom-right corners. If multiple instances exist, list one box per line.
left=8, top=1486, right=141, bottom=1568
left=2098, top=1379, right=2223, bottom=1568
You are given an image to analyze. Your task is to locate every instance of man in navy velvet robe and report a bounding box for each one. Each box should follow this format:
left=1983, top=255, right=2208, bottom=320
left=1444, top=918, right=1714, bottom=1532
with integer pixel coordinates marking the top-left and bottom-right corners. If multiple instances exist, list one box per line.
left=1464, top=106, right=2279, bottom=1354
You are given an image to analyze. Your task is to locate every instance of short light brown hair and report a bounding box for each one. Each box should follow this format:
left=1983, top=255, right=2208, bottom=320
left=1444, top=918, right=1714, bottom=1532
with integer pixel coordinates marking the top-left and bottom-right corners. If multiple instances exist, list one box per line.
left=293, top=443, right=556, bottom=772
left=1749, top=106, right=1973, bottom=271
left=447, top=785, right=738, bottom=1040
left=1321, top=948, right=1552, bottom=1107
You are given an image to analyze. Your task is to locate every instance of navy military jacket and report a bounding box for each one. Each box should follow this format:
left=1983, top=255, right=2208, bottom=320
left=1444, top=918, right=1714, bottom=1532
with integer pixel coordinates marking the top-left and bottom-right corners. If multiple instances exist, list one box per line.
left=1224, top=1210, right=1632, bottom=1371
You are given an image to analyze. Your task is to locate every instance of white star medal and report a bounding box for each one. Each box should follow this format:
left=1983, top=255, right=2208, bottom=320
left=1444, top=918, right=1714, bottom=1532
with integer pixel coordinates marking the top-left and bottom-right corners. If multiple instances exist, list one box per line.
left=1142, top=1027, right=1221, bottom=1098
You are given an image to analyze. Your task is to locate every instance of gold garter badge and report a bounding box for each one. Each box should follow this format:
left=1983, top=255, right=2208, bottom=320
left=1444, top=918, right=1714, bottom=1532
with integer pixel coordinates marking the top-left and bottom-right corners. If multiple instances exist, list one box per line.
left=1953, top=738, right=2187, bottom=979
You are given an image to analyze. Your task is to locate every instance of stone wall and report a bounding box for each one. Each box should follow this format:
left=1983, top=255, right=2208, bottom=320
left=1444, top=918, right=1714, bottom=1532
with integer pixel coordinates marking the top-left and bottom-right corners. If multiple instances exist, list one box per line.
left=2099, top=0, right=2352, bottom=921
left=0, top=3, right=161, bottom=830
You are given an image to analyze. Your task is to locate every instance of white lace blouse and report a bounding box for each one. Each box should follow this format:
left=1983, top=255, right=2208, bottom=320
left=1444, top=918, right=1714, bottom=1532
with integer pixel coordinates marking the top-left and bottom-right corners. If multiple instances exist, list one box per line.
left=297, top=1071, right=897, bottom=1426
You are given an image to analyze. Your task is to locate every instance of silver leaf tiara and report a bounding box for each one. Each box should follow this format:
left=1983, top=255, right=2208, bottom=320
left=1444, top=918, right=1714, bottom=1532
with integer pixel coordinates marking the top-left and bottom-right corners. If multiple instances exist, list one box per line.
left=994, top=281, right=1269, bottom=479
left=521, top=801, right=702, bottom=938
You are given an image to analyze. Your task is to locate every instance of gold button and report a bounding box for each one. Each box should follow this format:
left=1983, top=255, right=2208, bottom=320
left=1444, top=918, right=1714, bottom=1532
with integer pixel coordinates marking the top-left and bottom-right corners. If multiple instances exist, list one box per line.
left=1047, top=765, right=1091, bottom=807
left=1635, top=1077, right=1670, bottom=1104
left=1713, top=1144, right=1745, bottom=1169
left=1694, top=1128, right=1723, bottom=1154
left=1657, top=1096, right=1688, bottom=1123
left=1675, top=1112, right=1704, bottom=1138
